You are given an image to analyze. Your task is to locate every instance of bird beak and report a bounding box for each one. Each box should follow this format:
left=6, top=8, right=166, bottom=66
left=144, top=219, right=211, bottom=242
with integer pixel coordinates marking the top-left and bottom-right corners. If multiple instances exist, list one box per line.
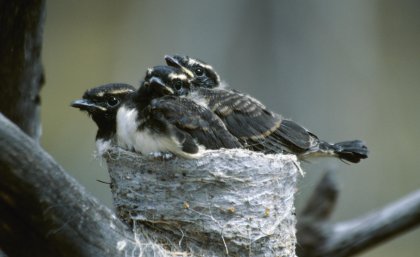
left=148, top=77, right=174, bottom=95
left=164, top=55, right=194, bottom=78
left=164, top=55, right=181, bottom=68
left=70, top=99, right=106, bottom=111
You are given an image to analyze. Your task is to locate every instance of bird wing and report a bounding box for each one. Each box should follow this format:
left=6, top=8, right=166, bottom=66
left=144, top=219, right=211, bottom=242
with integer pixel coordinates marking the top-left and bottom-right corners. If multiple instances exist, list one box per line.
left=198, top=88, right=317, bottom=153
left=149, top=96, right=242, bottom=150
left=272, top=119, right=319, bottom=153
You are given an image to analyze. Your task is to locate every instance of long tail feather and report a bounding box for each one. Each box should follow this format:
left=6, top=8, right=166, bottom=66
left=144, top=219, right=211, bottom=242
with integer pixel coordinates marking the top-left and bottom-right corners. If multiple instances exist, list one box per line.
left=320, top=140, right=368, bottom=163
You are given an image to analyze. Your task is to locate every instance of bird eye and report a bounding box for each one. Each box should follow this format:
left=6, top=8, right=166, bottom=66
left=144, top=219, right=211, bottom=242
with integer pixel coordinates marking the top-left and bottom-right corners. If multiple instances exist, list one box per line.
left=173, top=79, right=183, bottom=91
left=107, top=96, right=119, bottom=107
left=194, top=67, right=204, bottom=76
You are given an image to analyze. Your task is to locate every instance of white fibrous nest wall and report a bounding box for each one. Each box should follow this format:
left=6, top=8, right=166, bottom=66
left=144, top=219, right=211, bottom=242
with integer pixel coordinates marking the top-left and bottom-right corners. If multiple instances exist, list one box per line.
left=105, top=148, right=300, bottom=257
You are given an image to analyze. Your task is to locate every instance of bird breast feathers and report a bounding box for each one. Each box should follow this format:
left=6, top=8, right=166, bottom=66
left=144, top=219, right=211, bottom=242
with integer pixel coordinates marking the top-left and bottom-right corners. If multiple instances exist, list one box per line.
left=116, top=105, right=196, bottom=157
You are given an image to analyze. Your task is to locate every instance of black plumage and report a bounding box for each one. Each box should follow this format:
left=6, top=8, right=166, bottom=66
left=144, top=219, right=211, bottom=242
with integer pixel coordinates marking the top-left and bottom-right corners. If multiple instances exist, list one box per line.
left=164, top=55, right=368, bottom=163
left=71, top=83, right=135, bottom=154
left=71, top=68, right=242, bottom=158
left=148, top=95, right=243, bottom=150
left=165, top=54, right=220, bottom=89
left=115, top=65, right=242, bottom=158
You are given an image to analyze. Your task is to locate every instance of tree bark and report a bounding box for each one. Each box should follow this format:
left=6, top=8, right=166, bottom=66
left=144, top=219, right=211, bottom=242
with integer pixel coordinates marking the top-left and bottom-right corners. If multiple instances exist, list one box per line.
left=0, top=0, right=45, bottom=140
left=0, top=113, right=169, bottom=257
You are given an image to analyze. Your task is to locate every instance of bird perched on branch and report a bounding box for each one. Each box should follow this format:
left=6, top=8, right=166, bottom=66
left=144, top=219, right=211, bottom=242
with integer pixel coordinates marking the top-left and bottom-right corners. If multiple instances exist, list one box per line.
left=164, top=54, right=368, bottom=163
left=72, top=66, right=242, bottom=158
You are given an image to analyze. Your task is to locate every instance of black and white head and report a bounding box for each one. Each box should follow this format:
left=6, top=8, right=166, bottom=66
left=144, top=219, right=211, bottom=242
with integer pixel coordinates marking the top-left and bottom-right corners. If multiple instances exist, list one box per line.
left=142, top=65, right=193, bottom=96
left=164, top=55, right=220, bottom=89
left=71, top=83, right=135, bottom=131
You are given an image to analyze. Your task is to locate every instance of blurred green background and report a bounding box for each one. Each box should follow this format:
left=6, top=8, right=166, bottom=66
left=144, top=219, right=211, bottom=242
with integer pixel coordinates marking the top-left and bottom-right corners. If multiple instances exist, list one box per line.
left=41, top=1, right=419, bottom=256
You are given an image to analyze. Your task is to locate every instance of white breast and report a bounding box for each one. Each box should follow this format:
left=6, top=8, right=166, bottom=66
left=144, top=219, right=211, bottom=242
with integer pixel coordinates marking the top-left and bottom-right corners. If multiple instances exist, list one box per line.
left=116, top=105, right=197, bottom=157
left=95, top=138, right=112, bottom=156
left=116, top=105, right=139, bottom=151
left=132, top=128, right=171, bottom=154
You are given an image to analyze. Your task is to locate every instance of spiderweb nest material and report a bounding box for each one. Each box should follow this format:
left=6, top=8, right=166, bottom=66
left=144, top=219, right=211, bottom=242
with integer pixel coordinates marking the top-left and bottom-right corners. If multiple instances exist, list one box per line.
left=105, top=147, right=300, bottom=257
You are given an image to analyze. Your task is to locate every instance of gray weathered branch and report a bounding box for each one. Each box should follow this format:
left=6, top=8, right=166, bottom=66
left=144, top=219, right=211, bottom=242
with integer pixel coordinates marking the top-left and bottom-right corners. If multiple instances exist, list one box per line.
left=105, top=148, right=301, bottom=256
left=297, top=171, right=420, bottom=257
left=0, top=0, right=45, bottom=140
left=0, top=113, right=167, bottom=257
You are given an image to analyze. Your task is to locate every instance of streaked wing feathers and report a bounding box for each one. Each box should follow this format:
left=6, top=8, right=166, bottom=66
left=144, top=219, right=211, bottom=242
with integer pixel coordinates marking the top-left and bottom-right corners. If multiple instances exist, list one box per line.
left=197, top=88, right=319, bottom=154
left=272, top=119, right=319, bottom=153
left=150, top=96, right=242, bottom=150
left=201, top=89, right=280, bottom=135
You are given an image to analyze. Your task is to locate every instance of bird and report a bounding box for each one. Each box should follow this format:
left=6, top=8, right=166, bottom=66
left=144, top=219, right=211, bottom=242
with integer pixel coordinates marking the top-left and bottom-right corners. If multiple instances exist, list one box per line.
left=164, top=54, right=221, bottom=89
left=71, top=83, right=136, bottom=155
left=71, top=70, right=242, bottom=158
left=164, top=54, right=368, bottom=163
left=114, top=65, right=242, bottom=158
left=113, top=65, right=242, bottom=158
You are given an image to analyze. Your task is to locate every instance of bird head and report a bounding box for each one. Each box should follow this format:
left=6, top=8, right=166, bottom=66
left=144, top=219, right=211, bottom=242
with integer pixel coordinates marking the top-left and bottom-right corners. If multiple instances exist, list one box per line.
left=164, top=54, right=220, bottom=89
left=71, top=83, right=135, bottom=129
left=142, top=65, right=193, bottom=96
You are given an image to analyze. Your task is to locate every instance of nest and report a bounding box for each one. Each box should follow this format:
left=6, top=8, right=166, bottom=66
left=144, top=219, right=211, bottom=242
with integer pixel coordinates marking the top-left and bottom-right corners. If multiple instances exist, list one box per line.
left=105, top=148, right=299, bottom=257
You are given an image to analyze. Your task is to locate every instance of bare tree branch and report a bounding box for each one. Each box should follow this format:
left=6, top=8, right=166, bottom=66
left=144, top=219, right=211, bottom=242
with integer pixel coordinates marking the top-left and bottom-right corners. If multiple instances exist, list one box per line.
left=0, top=113, right=167, bottom=257
left=0, top=0, right=45, bottom=140
left=297, top=171, right=420, bottom=257
left=300, top=170, right=339, bottom=221
left=326, top=189, right=420, bottom=256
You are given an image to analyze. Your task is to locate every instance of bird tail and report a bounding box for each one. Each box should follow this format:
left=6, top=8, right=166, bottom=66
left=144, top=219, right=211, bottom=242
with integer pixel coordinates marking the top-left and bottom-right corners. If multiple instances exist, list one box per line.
left=317, top=140, right=368, bottom=163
